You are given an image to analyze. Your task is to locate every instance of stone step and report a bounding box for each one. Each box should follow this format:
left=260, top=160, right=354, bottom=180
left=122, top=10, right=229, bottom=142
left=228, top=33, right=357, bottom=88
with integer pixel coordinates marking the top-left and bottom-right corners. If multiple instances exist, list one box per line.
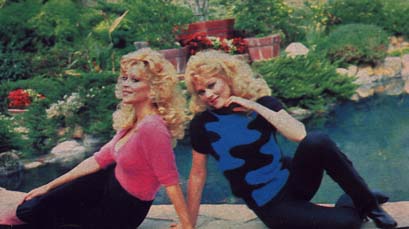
left=140, top=202, right=409, bottom=228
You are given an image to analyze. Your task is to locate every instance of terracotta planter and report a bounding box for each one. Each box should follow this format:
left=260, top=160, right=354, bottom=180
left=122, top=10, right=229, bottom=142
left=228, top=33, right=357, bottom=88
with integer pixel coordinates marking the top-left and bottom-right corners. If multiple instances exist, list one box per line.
left=159, top=46, right=189, bottom=74
left=244, top=34, right=281, bottom=62
left=177, top=19, right=235, bottom=41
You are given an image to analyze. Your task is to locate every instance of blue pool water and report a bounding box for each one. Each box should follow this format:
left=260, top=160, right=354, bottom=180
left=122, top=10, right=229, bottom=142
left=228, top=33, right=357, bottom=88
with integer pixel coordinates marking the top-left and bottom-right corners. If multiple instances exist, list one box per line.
left=15, top=94, right=409, bottom=204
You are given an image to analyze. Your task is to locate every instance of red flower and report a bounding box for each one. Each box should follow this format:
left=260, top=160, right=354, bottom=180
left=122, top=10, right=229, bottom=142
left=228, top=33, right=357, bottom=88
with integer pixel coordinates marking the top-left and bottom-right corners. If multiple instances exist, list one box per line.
left=8, top=89, right=31, bottom=109
left=7, top=89, right=45, bottom=109
left=180, top=32, right=248, bottom=55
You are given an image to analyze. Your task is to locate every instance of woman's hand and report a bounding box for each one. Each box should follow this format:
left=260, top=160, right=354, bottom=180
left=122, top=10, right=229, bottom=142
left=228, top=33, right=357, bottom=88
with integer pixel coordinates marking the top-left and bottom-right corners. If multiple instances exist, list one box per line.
left=169, top=222, right=193, bottom=229
left=225, top=96, right=307, bottom=142
left=23, top=184, right=51, bottom=202
left=224, top=96, right=257, bottom=112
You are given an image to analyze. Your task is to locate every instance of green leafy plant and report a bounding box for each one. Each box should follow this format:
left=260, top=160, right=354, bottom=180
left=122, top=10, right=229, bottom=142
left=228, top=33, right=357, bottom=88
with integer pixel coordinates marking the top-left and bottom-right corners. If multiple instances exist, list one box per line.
left=0, top=76, right=65, bottom=113
left=44, top=72, right=118, bottom=143
left=318, top=24, right=388, bottom=66
left=0, top=1, right=42, bottom=81
left=328, top=0, right=385, bottom=27
left=380, top=0, right=409, bottom=36
left=253, top=54, right=357, bottom=112
left=20, top=100, right=59, bottom=156
left=94, top=0, right=194, bottom=51
left=228, top=0, right=298, bottom=42
left=388, top=47, right=409, bottom=57
left=0, top=116, right=23, bottom=153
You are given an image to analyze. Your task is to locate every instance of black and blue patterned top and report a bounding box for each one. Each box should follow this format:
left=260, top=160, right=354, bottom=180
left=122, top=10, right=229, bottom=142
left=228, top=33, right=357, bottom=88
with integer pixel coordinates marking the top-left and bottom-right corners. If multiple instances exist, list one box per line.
left=189, top=96, right=290, bottom=209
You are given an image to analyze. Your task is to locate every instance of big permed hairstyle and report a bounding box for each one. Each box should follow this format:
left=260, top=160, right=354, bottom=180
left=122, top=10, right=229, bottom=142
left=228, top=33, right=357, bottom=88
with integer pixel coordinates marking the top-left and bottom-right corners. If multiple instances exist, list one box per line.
left=113, top=48, right=188, bottom=144
left=184, top=50, right=271, bottom=114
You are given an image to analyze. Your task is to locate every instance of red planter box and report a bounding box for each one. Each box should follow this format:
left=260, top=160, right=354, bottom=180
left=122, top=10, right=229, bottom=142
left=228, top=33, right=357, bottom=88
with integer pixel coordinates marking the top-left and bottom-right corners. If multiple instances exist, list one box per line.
left=244, top=34, right=281, bottom=62
left=177, top=19, right=235, bottom=41
left=159, top=46, right=189, bottom=74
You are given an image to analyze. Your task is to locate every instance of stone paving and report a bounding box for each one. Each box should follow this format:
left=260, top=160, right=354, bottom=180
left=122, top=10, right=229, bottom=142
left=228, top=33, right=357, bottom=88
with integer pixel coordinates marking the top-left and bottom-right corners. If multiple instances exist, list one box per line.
left=140, top=202, right=409, bottom=229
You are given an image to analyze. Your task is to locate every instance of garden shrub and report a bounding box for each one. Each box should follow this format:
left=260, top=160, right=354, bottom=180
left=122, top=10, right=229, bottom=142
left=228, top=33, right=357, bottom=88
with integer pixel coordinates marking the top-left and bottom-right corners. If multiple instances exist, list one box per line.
left=26, top=0, right=104, bottom=75
left=44, top=72, right=118, bottom=143
left=0, top=116, right=23, bottom=153
left=0, top=76, right=65, bottom=113
left=388, top=47, right=409, bottom=57
left=253, top=54, right=357, bottom=112
left=0, top=1, right=42, bottom=82
left=21, top=99, right=59, bottom=156
left=328, top=0, right=385, bottom=28
left=95, top=0, right=194, bottom=51
left=318, top=24, right=388, bottom=66
left=28, top=0, right=84, bottom=46
left=77, top=84, right=117, bottom=142
left=228, top=0, right=303, bottom=43
left=0, top=72, right=118, bottom=155
left=380, top=0, right=409, bottom=36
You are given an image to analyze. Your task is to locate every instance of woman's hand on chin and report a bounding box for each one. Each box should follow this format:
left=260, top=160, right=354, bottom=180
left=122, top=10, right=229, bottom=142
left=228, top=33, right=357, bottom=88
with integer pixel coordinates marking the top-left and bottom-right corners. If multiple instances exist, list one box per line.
left=224, top=96, right=256, bottom=112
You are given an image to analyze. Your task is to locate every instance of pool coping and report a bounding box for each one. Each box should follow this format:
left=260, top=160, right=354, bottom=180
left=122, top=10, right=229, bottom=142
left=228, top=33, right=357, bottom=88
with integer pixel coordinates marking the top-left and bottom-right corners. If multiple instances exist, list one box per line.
left=140, top=201, right=409, bottom=228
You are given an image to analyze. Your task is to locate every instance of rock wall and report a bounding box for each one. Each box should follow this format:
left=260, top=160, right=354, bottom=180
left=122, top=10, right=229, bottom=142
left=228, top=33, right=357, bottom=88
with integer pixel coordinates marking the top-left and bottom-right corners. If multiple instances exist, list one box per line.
left=337, top=55, right=409, bottom=101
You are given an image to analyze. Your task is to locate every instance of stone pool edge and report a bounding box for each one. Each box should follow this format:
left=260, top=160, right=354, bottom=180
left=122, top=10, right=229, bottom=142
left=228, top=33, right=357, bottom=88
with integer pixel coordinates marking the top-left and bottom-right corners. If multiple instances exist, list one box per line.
left=140, top=201, right=409, bottom=229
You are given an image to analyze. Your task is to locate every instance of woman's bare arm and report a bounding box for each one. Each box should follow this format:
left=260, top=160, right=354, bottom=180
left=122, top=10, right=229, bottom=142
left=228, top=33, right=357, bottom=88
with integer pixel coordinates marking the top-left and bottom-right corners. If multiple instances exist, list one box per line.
left=24, top=156, right=102, bottom=201
left=187, top=150, right=208, bottom=226
left=224, top=96, right=307, bottom=142
left=165, top=184, right=194, bottom=229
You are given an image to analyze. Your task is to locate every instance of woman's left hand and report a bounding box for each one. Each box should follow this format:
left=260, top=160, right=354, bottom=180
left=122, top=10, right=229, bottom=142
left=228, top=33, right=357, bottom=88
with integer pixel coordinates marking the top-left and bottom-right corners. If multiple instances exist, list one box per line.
left=169, top=222, right=193, bottom=229
left=224, top=96, right=257, bottom=112
left=23, top=184, right=51, bottom=202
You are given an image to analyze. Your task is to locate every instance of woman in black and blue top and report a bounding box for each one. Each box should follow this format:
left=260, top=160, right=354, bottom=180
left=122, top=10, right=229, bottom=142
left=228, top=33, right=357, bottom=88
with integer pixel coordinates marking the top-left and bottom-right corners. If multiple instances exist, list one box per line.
left=183, top=50, right=397, bottom=229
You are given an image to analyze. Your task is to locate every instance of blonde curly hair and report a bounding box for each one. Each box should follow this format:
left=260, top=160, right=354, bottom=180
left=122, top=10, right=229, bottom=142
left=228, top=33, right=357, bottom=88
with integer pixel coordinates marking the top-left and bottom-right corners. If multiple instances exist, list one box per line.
left=185, top=50, right=271, bottom=114
left=113, top=48, right=188, bottom=144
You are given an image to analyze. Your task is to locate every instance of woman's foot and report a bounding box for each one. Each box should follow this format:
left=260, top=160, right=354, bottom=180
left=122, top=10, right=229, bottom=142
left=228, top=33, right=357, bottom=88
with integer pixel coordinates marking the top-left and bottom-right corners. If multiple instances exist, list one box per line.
left=367, top=206, right=397, bottom=228
left=335, top=191, right=389, bottom=208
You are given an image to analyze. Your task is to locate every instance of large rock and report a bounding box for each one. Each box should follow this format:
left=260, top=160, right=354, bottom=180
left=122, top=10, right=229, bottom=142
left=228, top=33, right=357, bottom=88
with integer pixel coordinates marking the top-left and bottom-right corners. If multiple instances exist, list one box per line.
left=356, top=86, right=375, bottom=98
left=401, top=54, right=409, bottom=80
left=46, top=140, right=87, bottom=168
left=404, top=80, right=409, bottom=94
left=383, top=57, right=402, bottom=77
left=0, top=151, right=23, bottom=189
left=284, top=42, right=309, bottom=57
left=288, top=107, right=313, bottom=120
left=336, top=68, right=348, bottom=76
left=355, top=67, right=376, bottom=85
left=83, top=134, right=102, bottom=153
left=384, top=79, right=405, bottom=95
left=347, top=65, right=359, bottom=77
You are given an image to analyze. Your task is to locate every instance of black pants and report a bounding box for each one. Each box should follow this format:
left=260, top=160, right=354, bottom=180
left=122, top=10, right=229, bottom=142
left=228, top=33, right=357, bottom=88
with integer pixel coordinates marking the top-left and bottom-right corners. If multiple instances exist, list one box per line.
left=16, top=165, right=152, bottom=229
left=253, top=131, right=378, bottom=229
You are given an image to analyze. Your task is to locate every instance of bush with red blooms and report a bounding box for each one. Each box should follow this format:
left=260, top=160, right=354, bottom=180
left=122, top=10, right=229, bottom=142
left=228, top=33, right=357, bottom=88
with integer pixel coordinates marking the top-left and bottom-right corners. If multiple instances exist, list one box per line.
left=180, top=32, right=248, bottom=55
left=8, top=89, right=45, bottom=109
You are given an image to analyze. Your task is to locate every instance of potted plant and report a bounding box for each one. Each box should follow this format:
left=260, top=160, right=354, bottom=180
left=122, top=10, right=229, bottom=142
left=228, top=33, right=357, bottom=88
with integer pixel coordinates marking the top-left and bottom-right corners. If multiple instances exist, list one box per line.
left=159, top=46, right=190, bottom=74
left=244, top=34, right=281, bottom=62
left=176, top=18, right=236, bottom=43
left=7, top=89, right=45, bottom=114
left=181, top=32, right=248, bottom=55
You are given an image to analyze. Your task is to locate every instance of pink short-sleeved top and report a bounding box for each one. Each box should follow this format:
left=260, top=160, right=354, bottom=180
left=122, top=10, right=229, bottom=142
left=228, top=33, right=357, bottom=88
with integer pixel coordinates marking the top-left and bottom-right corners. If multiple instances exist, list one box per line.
left=93, top=115, right=179, bottom=201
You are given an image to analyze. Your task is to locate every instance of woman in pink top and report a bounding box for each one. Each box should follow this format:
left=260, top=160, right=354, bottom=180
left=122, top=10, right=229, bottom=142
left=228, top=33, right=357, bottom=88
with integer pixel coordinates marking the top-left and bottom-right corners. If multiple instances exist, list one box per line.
left=0, top=48, right=193, bottom=229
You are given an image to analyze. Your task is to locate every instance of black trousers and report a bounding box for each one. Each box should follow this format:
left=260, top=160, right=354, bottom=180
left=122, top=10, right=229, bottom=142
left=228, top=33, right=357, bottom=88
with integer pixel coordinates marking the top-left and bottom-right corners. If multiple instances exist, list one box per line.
left=253, top=131, right=378, bottom=229
left=16, top=165, right=152, bottom=229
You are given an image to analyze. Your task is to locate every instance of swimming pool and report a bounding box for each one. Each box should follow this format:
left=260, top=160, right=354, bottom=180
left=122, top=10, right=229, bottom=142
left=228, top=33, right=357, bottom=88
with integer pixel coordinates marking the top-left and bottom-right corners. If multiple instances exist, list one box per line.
left=12, top=94, right=409, bottom=204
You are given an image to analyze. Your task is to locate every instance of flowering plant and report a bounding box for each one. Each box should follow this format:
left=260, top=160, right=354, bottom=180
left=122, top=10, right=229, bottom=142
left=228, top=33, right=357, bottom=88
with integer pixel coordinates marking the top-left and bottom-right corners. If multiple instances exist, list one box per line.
left=46, top=92, right=84, bottom=119
left=180, top=32, right=248, bottom=55
left=8, top=89, right=45, bottom=109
